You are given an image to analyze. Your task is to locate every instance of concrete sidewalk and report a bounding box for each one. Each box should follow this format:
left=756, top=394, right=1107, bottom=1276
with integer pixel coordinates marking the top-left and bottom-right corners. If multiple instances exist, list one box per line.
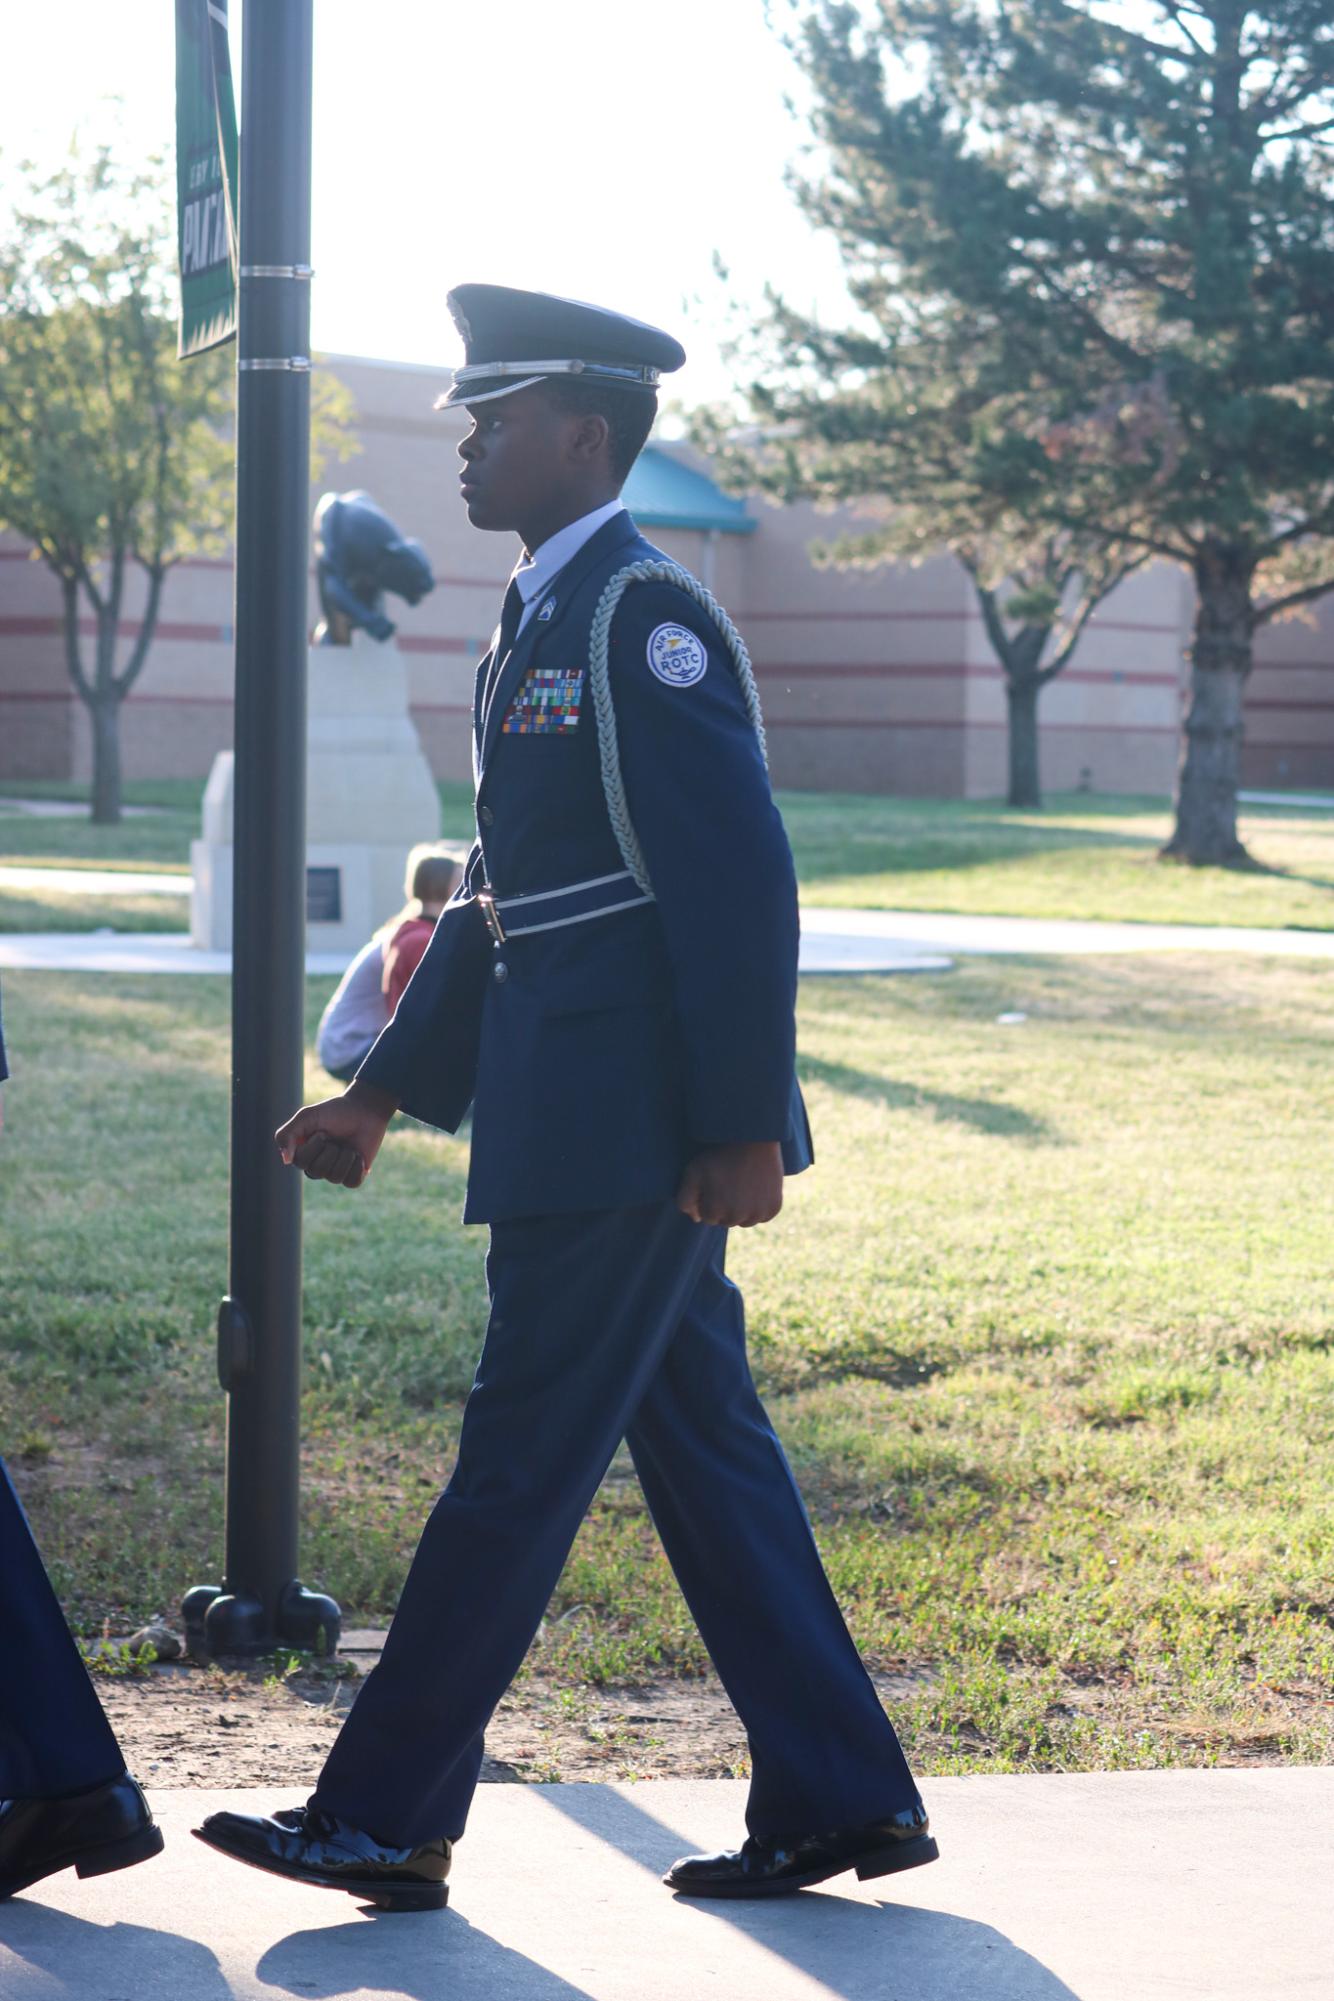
left=1, top=1771, right=1330, bottom=1999
left=798, top=904, right=1334, bottom=958
left=3, top=905, right=1333, bottom=978
left=0, top=928, right=951, bottom=979
left=0, top=932, right=353, bottom=977
left=2, top=861, right=1330, bottom=966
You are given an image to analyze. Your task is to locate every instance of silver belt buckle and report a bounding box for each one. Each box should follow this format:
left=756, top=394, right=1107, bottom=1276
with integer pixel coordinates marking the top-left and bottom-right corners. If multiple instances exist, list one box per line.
left=477, top=888, right=506, bottom=946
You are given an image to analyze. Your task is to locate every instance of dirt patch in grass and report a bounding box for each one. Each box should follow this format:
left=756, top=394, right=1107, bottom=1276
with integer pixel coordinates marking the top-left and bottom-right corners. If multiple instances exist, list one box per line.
left=94, top=1644, right=1325, bottom=1795
left=93, top=1651, right=935, bottom=1790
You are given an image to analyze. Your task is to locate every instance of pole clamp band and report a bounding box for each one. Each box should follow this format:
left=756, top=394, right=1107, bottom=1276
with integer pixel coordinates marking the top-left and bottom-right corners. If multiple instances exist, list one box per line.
left=240, top=264, right=315, bottom=280
left=238, top=356, right=312, bottom=372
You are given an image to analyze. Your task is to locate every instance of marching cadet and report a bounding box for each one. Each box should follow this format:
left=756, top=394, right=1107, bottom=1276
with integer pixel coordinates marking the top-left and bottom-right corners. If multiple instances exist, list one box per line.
left=0, top=991, right=164, bottom=1902
left=196, top=286, right=936, bottom=1910
left=0, top=1459, right=162, bottom=1902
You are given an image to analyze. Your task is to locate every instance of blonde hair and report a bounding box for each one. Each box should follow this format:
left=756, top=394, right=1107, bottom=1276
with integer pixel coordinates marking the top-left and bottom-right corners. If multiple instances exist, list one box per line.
left=376, top=842, right=465, bottom=942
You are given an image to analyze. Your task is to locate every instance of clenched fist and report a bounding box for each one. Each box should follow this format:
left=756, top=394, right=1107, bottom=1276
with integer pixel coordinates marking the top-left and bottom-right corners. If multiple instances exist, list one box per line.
left=675, top=1141, right=784, bottom=1229
left=275, top=1079, right=399, bottom=1189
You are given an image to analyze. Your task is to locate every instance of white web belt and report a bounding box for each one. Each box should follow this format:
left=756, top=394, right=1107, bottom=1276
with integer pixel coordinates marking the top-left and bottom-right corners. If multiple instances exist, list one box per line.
left=475, top=869, right=654, bottom=945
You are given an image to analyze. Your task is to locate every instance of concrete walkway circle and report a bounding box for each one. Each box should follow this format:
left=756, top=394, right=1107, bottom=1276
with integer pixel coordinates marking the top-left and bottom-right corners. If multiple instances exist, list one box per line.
left=797, top=905, right=1334, bottom=958
left=0, top=933, right=352, bottom=977
left=0, top=799, right=169, bottom=820
left=0, top=1771, right=1330, bottom=1999
left=2, top=878, right=1332, bottom=975
left=0, top=928, right=950, bottom=979
left=1238, top=789, right=1334, bottom=811
left=2, top=861, right=1330, bottom=958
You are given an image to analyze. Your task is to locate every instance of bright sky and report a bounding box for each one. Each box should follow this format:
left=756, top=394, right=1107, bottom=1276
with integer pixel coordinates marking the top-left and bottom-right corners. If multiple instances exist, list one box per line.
left=0, top=0, right=853, bottom=411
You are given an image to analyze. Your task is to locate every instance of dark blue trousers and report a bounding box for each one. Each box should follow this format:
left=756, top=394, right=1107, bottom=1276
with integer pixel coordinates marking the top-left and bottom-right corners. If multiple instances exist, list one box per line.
left=0, top=1455, right=125, bottom=1799
left=314, top=1202, right=918, bottom=1845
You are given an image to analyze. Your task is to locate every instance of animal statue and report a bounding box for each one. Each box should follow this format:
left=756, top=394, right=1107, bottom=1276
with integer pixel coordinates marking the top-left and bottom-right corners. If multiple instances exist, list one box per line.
left=313, top=490, right=435, bottom=644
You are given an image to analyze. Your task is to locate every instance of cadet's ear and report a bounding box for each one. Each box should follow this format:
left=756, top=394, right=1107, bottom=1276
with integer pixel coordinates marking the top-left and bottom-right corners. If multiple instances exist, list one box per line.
left=566, top=410, right=611, bottom=466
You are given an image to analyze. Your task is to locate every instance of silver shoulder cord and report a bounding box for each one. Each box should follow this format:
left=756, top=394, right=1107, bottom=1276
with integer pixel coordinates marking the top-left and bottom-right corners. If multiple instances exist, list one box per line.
left=586, top=560, right=768, bottom=897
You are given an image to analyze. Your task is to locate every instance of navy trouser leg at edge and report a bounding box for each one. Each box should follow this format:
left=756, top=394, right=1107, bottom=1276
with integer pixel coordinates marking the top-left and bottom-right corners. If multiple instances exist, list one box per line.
left=0, top=1456, right=125, bottom=1798
left=624, top=1240, right=917, bottom=1840
left=312, top=1202, right=721, bottom=1845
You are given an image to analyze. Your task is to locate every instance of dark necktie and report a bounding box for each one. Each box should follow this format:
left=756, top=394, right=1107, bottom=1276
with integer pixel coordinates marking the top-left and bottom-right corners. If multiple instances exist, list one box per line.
left=481, top=577, right=526, bottom=746
left=495, top=577, right=524, bottom=664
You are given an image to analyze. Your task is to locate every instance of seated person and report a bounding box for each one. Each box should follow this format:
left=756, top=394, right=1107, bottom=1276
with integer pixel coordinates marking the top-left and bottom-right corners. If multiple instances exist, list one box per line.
left=382, top=847, right=464, bottom=1014
left=316, top=845, right=464, bottom=1082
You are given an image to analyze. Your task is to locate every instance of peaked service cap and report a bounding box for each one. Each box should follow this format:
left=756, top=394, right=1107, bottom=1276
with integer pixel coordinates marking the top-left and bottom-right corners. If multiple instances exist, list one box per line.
left=435, top=284, right=686, bottom=410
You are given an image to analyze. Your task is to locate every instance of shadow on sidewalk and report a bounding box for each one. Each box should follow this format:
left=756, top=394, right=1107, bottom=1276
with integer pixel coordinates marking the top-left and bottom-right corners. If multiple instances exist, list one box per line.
left=538, top=1786, right=1081, bottom=2001
left=257, top=1912, right=598, bottom=1999
left=0, top=1906, right=231, bottom=2000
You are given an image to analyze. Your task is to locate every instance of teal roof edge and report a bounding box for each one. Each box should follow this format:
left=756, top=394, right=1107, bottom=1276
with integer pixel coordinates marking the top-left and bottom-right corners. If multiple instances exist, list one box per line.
left=623, top=445, right=756, bottom=535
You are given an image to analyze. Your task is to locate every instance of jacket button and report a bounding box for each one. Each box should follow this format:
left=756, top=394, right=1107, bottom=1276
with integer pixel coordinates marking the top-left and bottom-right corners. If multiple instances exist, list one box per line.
left=492, top=960, right=509, bottom=984
left=479, top=805, right=495, bottom=826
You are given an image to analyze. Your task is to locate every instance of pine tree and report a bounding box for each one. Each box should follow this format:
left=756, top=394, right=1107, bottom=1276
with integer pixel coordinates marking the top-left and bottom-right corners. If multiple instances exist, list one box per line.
left=743, top=0, right=1334, bottom=859
left=699, top=348, right=1143, bottom=808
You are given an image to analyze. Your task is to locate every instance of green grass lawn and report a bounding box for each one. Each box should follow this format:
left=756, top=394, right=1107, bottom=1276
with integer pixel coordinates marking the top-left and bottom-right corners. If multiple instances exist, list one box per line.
left=782, top=791, right=1334, bottom=929
left=0, top=778, right=476, bottom=873
left=4, top=782, right=1332, bottom=931
left=3, top=954, right=1332, bottom=1774
left=0, top=888, right=191, bottom=933
left=0, top=780, right=200, bottom=872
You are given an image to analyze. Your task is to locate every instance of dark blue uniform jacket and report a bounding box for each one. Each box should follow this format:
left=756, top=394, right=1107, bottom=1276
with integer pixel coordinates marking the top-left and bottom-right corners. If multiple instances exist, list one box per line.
left=358, top=509, right=812, bottom=1223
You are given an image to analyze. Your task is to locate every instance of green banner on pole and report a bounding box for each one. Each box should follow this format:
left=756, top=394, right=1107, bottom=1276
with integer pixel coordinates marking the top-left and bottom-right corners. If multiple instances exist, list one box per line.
left=175, top=0, right=239, bottom=358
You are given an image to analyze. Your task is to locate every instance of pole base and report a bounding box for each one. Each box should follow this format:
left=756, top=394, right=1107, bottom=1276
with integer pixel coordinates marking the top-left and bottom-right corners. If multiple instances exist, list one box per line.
left=277, top=1579, right=342, bottom=1656
left=179, top=1580, right=341, bottom=1658
left=206, top=1590, right=269, bottom=1655
left=181, top=1583, right=224, bottom=1658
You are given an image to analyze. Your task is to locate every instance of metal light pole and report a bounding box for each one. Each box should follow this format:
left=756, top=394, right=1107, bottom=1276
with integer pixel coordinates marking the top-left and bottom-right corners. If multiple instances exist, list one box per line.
left=184, top=0, right=339, bottom=1657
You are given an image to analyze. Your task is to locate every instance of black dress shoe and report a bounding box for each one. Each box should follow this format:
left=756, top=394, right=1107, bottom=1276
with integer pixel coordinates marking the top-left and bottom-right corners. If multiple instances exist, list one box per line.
left=193, top=1804, right=450, bottom=1913
left=0, top=1774, right=164, bottom=1900
left=665, top=1800, right=938, bottom=1898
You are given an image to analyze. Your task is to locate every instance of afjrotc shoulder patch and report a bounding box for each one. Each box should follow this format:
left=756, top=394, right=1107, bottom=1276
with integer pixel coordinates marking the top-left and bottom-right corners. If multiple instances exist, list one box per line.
left=647, top=622, right=708, bottom=688
left=502, top=665, right=584, bottom=734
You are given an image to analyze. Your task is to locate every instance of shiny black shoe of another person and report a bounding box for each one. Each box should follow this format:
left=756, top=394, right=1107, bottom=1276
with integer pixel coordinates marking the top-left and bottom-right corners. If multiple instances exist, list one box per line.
left=194, top=1803, right=451, bottom=1912
left=0, top=1775, right=164, bottom=1900
left=665, top=1801, right=939, bottom=1898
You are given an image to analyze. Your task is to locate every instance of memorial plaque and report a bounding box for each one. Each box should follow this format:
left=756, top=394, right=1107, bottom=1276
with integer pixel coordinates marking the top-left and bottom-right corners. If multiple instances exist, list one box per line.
left=306, top=865, right=342, bottom=925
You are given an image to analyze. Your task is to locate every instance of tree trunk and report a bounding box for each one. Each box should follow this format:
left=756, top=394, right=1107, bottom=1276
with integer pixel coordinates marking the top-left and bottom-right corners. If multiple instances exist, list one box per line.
left=1163, top=548, right=1254, bottom=866
left=1006, top=676, right=1042, bottom=808
left=89, top=693, right=123, bottom=825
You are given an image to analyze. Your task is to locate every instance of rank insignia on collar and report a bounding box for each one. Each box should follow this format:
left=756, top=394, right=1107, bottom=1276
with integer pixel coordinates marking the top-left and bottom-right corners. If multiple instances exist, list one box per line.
left=538, top=597, right=557, bottom=622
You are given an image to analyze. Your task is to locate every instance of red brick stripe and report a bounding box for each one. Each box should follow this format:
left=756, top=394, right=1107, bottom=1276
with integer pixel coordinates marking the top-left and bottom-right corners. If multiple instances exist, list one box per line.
left=754, top=661, right=1180, bottom=687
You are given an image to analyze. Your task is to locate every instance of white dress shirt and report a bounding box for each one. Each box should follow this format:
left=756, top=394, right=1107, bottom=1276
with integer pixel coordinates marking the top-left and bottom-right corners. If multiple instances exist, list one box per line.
left=511, top=500, right=626, bottom=635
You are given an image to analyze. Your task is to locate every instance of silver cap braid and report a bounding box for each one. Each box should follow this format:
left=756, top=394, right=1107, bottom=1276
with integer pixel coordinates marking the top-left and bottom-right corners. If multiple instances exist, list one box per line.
left=586, top=560, right=768, bottom=896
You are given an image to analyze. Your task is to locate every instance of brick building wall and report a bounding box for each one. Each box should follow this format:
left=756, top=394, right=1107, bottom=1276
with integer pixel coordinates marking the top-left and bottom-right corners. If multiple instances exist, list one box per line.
left=2, top=353, right=1330, bottom=797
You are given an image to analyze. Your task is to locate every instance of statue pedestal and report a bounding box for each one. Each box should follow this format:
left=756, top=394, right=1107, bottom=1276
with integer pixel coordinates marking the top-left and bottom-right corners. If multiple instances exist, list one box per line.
left=191, top=633, right=444, bottom=955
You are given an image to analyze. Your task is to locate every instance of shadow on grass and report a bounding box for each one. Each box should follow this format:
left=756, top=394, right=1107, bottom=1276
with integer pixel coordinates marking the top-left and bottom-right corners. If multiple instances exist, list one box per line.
left=1155, top=833, right=1334, bottom=897
left=1241, top=863, right=1334, bottom=906
left=780, top=793, right=1170, bottom=886
left=800, top=1054, right=1059, bottom=1144
left=757, top=1345, right=948, bottom=1395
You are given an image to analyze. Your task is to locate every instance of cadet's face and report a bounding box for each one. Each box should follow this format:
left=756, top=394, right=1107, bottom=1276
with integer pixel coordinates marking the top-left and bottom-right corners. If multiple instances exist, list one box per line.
left=457, top=387, right=571, bottom=534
